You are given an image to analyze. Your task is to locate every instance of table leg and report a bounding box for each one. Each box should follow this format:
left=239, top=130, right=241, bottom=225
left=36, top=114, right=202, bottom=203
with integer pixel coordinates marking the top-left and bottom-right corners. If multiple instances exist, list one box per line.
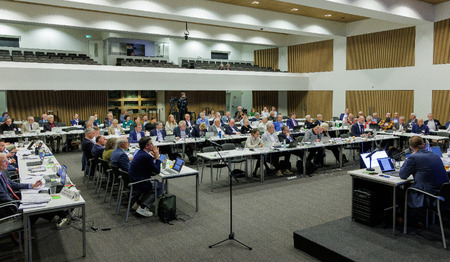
left=82, top=205, right=86, bottom=257
left=210, top=161, right=214, bottom=192
left=393, top=186, right=397, bottom=235
left=260, top=154, right=264, bottom=183
left=165, top=179, right=169, bottom=193
left=182, top=144, right=185, bottom=159
left=196, top=173, right=199, bottom=212
left=303, top=149, right=307, bottom=174
left=24, top=214, right=29, bottom=262
left=339, top=145, right=343, bottom=168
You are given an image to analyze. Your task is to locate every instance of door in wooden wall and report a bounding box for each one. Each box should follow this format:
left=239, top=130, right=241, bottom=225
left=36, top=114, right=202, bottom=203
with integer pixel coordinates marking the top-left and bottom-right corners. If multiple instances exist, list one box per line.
left=287, top=91, right=333, bottom=120
left=345, top=90, right=414, bottom=119
left=432, top=90, right=450, bottom=124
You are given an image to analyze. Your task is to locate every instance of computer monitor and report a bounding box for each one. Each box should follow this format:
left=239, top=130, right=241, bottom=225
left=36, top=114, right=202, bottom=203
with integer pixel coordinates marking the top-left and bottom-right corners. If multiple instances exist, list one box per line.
left=360, top=151, right=389, bottom=168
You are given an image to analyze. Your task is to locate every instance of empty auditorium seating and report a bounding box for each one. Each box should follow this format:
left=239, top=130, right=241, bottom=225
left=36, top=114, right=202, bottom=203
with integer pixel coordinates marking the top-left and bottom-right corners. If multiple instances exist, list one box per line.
left=0, top=49, right=100, bottom=65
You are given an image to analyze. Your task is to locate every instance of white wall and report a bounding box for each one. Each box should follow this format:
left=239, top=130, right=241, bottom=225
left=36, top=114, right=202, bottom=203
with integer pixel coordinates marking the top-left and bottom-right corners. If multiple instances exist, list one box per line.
left=0, top=91, right=6, bottom=114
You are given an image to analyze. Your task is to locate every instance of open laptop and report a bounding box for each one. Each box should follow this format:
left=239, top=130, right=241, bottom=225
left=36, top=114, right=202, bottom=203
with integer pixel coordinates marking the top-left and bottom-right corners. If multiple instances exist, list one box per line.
left=360, top=151, right=389, bottom=168
left=287, top=139, right=298, bottom=148
left=205, top=131, right=215, bottom=139
left=293, top=125, right=302, bottom=132
left=377, top=157, right=400, bottom=177
left=322, top=136, right=331, bottom=144
left=3, top=131, right=15, bottom=136
left=430, top=146, right=443, bottom=157
left=52, top=127, right=63, bottom=133
left=165, top=135, right=175, bottom=142
left=161, top=158, right=185, bottom=175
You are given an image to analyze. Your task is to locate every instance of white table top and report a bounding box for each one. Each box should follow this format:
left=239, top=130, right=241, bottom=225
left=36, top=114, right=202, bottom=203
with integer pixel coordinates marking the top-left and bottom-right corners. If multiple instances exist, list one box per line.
left=159, top=165, right=198, bottom=179
left=348, top=167, right=413, bottom=186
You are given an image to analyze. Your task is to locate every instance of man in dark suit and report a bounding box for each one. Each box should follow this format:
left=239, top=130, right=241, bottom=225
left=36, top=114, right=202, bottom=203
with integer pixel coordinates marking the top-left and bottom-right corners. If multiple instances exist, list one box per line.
left=150, top=122, right=166, bottom=141
left=411, top=118, right=430, bottom=135
left=394, top=116, right=408, bottom=131
left=128, top=137, right=163, bottom=217
left=184, top=114, right=195, bottom=128
left=234, top=106, right=243, bottom=119
left=43, top=115, right=62, bottom=153
left=351, top=116, right=371, bottom=153
left=314, top=114, right=324, bottom=127
left=70, top=113, right=81, bottom=126
left=82, top=128, right=95, bottom=175
left=400, top=136, right=448, bottom=208
left=173, top=121, right=196, bottom=164
left=0, top=117, right=18, bottom=135
left=208, top=118, right=224, bottom=136
left=407, top=113, right=418, bottom=127
left=225, top=119, right=240, bottom=135
left=339, top=108, right=349, bottom=121
left=424, top=113, right=441, bottom=132
left=103, top=113, right=113, bottom=128
left=278, top=126, right=301, bottom=161
left=110, top=138, right=131, bottom=171
left=286, top=113, right=299, bottom=129
left=91, top=135, right=106, bottom=158
left=129, top=123, right=145, bottom=143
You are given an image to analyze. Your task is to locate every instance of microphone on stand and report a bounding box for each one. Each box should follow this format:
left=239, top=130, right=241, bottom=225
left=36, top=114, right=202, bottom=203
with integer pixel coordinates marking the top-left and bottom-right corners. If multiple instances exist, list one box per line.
left=207, top=140, right=222, bottom=149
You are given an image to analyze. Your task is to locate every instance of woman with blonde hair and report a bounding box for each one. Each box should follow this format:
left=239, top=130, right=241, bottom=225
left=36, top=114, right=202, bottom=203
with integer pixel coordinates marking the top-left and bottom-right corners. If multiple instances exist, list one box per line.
left=165, top=114, right=178, bottom=133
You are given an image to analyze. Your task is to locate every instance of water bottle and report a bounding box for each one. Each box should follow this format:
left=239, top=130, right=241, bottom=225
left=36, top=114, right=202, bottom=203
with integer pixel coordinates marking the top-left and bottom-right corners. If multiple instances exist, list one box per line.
left=283, top=140, right=286, bottom=149
left=425, top=140, right=430, bottom=151
left=218, top=130, right=222, bottom=139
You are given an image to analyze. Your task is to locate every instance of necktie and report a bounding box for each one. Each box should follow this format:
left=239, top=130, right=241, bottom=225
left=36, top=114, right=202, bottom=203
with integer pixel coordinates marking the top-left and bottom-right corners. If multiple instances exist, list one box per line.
left=1, top=174, right=20, bottom=200
left=360, top=125, right=363, bottom=134
left=30, top=124, right=33, bottom=130
left=294, top=120, right=297, bottom=126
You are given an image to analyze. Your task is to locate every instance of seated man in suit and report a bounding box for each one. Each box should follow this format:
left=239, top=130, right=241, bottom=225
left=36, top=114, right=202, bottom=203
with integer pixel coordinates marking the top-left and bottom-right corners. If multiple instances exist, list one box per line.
left=192, top=123, right=207, bottom=138
left=150, top=122, right=166, bottom=141
left=240, top=119, right=253, bottom=134
left=103, top=113, right=114, bottom=128
left=22, top=116, right=40, bottom=133
left=0, top=139, right=18, bottom=173
left=173, top=121, right=196, bottom=164
left=142, top=115, right=149, bottom=126
left=400, top=136, right=448, bottom=210
left=110, top=138, right=131, bottom=171
left=43, top=115, right=62, bottom=153
left=81, top=128, right=95, bottom=175
left=71, top=113, right=81, bottom=126
left=303, top=125, right=325, bottom=169
left=394, top=116, right=408, bottom=131
left=261, top=107, right=270, bottom=118
left=129, top=123, right=145, bottom=143
left=412, top=118, right=430, bottom=135
left=392, top=112, right=399, bottom=124
left=273, top=115, right=284, bottom=132
left=128, top=137, right=163, bottom=217
left=108, top=119, right=125, bottom=136
left=208, top=118, right=224, bottom=136
left=286, top=113, right=299, bottom=129
left=278, top=126, right=301, bottom=160
left=251, top=112, right=260, bottom=122
left=225, top=119, right=240, bottom=135
left=350, top=116, right=372, bottom=153
left=38, top=113, right=48, bottom=127
left=340, top=108, right=349, bottom=121
left=145, top=117, right=157, bottom=132
left=0, top=117, right=18, bottom=134
left=424, top=113, right=441, bottom=132
left=234, top=106, right=243, bottom=119
left=407, top=113, right=417, bottom=127
left=184, top=113, right=195, bottom=128
left=372, top=112, right=380, bottom=124
left=196, top=112, right=210, bottom=128
left=261, top=123, right=284, bottom=177
left=91, top=135, right=106, bottom=158
left=314, top=114, right=324, bottom=126
left=304, top=115, right=315, bottom=129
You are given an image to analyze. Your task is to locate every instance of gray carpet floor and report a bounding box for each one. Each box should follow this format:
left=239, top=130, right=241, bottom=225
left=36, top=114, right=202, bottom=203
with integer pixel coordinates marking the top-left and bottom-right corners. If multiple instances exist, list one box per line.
left=0, top=150, right=367, bottom=261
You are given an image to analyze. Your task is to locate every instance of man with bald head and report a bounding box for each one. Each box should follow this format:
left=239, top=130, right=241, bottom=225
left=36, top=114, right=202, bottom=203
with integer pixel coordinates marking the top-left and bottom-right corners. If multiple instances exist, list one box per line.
left=412, top=118, right=430, bottom=135
left=225, top=119, right=240, bottom=135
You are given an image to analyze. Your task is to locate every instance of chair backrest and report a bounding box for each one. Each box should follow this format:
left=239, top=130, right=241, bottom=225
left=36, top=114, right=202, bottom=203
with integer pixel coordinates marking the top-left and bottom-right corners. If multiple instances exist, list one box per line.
left=222, top=143, right=235, bottom=151
left=98, top=158, right=111, bottom=173
left=240, top=141, right=246, bottom=148
left=202, top=146, right=216, bottom=153
left=119, top=169, right=131, bottom=188
left=439, top=182, right=450, bottom=210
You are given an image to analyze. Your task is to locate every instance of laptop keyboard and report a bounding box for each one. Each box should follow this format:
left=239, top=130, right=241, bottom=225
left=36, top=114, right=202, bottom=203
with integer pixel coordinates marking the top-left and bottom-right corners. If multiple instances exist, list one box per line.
left=384, top=171, right=400, bottom=177
left=161, top=169, right=179, bottom=175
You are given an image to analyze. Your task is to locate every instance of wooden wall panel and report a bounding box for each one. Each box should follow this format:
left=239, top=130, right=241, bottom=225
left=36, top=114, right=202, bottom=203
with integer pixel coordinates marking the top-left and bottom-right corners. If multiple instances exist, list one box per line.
left=287, top=91, right=333, bottom=121
left=252, top=91, right=278, bottom=114
left=432, top=90, right=450, bottom=124
left=347, top=27, right=415, bottom=70
left=254, top=48, right=279, bottom=70
left=345, top=90, right=414, bottom=119
left=434, top=18, right=450, bottom=65
left=7, top=91, right=107, bottom=125
left=288, top=40, right=333, bottom=73
left=164, top=91, right=226, bottom=120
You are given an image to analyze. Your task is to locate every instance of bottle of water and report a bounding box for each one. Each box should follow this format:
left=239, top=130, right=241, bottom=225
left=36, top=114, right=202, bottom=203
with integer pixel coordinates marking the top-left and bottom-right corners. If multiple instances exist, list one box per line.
left=426, top=140, right=430, bottom=151
left=218, top=130, right=222, bottom=139
left=283, top=139, right=286, bottom=149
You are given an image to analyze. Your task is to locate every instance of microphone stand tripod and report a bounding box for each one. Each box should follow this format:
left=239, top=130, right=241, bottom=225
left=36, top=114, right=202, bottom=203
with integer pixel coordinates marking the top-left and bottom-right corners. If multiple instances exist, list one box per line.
left=208, top=143, right=252, bottom=250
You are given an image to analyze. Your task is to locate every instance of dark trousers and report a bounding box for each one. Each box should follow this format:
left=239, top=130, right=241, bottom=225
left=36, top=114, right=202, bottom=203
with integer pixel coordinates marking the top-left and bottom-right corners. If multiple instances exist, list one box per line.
left=46, top=135, right=61, bottom=152
left=137, top=181, right=164, bottom=209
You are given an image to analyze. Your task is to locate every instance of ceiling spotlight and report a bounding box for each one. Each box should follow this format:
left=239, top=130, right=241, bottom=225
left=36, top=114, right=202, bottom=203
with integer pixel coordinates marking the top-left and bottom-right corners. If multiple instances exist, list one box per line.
left=252, top=1, right=259, bottom=4
left=184, top=22, right=189, bottom=40
left=324, top=14, right=332, bottom=17
left=291, top=8, right=298, bottom=12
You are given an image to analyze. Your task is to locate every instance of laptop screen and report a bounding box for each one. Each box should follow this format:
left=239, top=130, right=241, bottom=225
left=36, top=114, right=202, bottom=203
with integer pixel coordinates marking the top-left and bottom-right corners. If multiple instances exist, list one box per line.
left=172, top=158, right=185, bottom=172
left=57, top=165, right=67, bottom=185
left=430, top=146, right=442, bottom=157
left=360, top=151, right=388, bottom=168
left=377, top=157, right=395, bottom=172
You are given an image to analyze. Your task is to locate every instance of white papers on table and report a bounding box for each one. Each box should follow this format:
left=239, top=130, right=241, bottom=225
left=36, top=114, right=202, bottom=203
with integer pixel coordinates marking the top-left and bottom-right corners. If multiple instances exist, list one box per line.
left=21, top=194, right=51, bottom=204
left=20, top=176, right=43, bottom=184
left=16, top=150, right=32, bottom=157
left=19, top=203, right=47, bottom=210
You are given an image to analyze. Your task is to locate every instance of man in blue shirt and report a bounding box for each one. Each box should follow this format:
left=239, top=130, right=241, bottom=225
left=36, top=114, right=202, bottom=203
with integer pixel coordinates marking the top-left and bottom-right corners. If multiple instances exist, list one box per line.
left=273, top=115, right=284, bottom=132
left=149, top=122, right=166, bottom=141
left=128, top=137, right=163, bottom=217
left=110, top=138, right=131, bottom=171
left=196, top=112, right=210, bottom=127
left=129, top=123, right=145, bottom=143
left=411, top=118, right=430, bottom=135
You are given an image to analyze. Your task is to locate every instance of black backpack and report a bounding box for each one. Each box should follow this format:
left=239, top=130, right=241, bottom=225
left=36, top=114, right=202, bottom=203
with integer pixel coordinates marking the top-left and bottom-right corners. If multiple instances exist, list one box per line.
left=158, top=193, right=177, bottom=223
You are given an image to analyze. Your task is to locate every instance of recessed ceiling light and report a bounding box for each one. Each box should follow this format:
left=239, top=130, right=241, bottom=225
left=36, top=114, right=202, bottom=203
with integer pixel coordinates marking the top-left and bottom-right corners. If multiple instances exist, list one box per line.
left=324, top=14, right=332, bottom=17
left=291, top=8, right=298, bottom=11
left=252, top=1, right=259, bottom=4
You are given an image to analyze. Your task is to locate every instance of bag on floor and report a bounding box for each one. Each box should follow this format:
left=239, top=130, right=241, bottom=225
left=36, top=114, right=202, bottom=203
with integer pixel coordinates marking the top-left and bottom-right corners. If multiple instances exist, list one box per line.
left=158, top=193, right=177, bottom=224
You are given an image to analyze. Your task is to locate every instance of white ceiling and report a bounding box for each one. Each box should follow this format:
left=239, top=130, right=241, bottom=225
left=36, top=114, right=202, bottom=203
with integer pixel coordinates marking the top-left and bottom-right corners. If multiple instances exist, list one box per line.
left=3, top=0, right=450, bottom=46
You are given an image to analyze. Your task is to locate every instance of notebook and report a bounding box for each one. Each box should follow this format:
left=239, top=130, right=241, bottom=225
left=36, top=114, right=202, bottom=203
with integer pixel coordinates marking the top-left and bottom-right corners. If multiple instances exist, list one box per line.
left=377, top=157, right=399, bottom=176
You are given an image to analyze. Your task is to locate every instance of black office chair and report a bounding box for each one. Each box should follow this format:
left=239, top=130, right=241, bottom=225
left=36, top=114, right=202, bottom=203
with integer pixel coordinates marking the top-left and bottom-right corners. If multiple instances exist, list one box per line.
left=200, top=146, right=228, bottom=183
left=95, top=159, right=112, bottom=197
left=222, top=143, right=246, bottom=171
left=0, top=200, right=23, bottom=252
left=404, top=182, right=450, bottom=249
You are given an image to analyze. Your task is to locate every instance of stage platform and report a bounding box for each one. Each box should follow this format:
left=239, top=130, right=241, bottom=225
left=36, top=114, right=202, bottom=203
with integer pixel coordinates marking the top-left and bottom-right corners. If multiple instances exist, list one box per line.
left=293, top=216, right=449, bottom=261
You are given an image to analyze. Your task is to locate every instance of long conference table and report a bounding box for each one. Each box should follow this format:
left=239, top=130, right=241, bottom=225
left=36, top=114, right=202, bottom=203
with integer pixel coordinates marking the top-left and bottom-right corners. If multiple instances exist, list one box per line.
left=16, top=143, right=86, bottom=262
